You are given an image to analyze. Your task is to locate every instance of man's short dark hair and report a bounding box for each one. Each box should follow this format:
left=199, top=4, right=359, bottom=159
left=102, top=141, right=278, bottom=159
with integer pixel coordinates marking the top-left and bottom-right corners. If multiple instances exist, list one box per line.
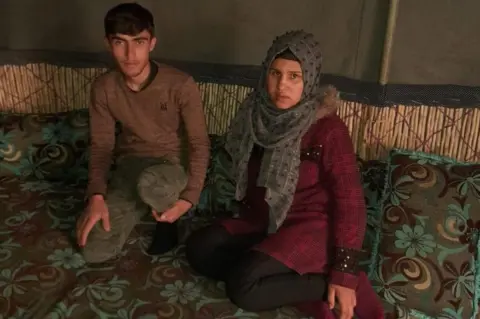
left=104, top=3, right=155, bottom=37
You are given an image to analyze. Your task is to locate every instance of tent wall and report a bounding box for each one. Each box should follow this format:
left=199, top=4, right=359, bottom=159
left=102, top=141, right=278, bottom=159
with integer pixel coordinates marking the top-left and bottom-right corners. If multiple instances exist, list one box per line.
left=0, top=0, right=387, bottom=82
left=389, top=0, right=480, bottom=87
left=0, top=0, right=478, bottom=105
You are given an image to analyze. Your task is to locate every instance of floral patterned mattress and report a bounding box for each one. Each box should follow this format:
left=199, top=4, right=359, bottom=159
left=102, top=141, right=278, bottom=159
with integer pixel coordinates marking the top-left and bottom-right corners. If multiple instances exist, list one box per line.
left=0, top=177, right=308, bottom=319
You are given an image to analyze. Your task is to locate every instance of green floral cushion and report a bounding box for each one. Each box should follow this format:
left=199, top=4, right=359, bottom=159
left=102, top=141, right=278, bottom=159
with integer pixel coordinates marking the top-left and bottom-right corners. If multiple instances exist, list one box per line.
left=191, top=135, right=241, bottom=219
left=357, top=157, right=387, bottom=272
left=371, top=149, right=480, bottom=318
left=0, top=111, right=89, bottom=183
left=395, top=303, right=464, bottom=319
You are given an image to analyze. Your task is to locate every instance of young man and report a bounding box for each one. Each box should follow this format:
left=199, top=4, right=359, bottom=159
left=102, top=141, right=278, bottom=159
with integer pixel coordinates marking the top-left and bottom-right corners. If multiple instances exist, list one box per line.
left=75, top=3, right=210, bottom=264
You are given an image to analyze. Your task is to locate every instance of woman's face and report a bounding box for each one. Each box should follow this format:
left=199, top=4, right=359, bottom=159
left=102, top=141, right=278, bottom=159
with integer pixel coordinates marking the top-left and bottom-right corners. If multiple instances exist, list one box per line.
left=266, top=58, right=304, bottom=109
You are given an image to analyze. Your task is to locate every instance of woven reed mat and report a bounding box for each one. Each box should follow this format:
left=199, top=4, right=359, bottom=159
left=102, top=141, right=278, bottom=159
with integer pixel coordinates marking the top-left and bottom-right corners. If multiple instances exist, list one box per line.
left=1, top=63, right=479, bottom=162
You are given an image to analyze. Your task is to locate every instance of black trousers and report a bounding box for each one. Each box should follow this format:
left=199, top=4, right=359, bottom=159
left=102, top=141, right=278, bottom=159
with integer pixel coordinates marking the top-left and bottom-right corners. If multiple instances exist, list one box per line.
left=185, top=224, right=328, bottom=312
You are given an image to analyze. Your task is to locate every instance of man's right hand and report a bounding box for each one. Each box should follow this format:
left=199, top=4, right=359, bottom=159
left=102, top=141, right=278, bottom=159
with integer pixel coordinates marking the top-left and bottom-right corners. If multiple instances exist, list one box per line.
left=76, top=195, right=111, bottom=247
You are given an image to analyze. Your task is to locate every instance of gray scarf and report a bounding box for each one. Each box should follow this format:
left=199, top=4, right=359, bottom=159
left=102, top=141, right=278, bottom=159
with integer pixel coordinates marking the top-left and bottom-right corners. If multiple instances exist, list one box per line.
left=225, top=30, right=338, bottom=233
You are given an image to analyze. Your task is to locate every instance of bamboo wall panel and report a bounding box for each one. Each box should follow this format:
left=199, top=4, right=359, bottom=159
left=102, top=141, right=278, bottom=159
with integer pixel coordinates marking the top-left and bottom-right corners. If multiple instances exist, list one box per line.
left=1, top=63, right=479, bottom=162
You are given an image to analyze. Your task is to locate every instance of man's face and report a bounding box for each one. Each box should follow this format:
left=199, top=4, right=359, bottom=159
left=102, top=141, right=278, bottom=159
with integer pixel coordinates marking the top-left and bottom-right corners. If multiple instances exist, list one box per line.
left=106, top=30, right=156, bottom=79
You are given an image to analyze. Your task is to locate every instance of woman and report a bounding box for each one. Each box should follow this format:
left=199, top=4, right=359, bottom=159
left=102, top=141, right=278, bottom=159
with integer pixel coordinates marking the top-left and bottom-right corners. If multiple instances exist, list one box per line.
left=185, top=30, right=383, bottom=319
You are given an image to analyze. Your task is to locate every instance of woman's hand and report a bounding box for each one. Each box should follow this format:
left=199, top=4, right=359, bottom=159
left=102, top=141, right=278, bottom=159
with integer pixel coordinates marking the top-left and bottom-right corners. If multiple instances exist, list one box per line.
left=328, top=283, right=356, bottom=319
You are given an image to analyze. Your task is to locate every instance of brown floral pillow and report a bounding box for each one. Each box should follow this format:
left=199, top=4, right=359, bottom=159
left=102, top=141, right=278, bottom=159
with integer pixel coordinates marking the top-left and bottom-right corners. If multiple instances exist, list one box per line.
left=371, top=149, right=480, bottom=318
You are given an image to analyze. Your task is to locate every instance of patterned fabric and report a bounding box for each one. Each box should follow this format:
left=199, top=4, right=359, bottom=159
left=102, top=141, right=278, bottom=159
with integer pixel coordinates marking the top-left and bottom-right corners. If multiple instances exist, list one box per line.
left=0, top=177, right=308, bottom=318
left=192, top=135, right=241, bottom=219
left=225, top=30, right=338, bottom=233
left=0, top=111, right=89, bottom=182
left=371, top=149, right=480, bottom=318
left=395, top=304, right=439, bottom=319
left=357, top=157, right=388, bottom=273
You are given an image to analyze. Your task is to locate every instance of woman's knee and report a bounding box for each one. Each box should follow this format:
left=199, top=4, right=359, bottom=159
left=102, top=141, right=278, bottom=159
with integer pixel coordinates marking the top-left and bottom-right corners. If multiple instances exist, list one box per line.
left=224, top=253, right=268, bottom=312
left=225, top=271, right=265, bottom=312
left=225, top=251, right=293, bottom=312
left=184, top=227, right=205, bottom=266
left=185, top=224, right=229, bottom=270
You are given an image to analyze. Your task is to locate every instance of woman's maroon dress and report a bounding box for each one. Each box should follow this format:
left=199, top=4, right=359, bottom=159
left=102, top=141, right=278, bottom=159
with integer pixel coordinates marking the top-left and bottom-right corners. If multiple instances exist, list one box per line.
left=220, top=114, right=366, bottom=289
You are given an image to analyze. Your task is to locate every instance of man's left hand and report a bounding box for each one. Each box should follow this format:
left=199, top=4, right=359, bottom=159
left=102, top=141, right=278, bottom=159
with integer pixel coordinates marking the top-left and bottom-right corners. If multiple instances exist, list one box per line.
left=152, top=199, right=192, bottom=223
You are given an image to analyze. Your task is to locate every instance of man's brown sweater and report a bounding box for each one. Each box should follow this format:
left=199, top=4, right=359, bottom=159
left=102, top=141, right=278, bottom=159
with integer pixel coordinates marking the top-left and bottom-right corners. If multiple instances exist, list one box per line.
left=86, top=62, right=210, bottom=205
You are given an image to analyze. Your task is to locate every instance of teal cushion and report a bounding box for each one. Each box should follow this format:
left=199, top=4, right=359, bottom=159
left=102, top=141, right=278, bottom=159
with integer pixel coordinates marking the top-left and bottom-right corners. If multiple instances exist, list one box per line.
left=357, top=157, right=387, bottom=273
left=395, top=303, right=461, bottom=319
left=191, top=135, right=240, bottom=219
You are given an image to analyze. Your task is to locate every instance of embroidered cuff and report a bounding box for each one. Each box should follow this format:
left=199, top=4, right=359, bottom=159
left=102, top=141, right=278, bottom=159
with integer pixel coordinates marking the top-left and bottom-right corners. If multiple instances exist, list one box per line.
left=332, top=246, right=363, bottom=275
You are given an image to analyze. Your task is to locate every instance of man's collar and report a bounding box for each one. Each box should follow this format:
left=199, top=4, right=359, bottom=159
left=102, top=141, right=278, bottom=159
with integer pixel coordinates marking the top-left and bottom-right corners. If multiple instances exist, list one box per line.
left=138, top=60, right=158, bottom=91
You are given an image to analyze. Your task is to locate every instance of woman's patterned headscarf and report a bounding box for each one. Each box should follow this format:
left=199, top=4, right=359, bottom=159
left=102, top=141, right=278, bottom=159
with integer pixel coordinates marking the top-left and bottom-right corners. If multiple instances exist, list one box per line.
left=225, top=30, right=338, bottom=233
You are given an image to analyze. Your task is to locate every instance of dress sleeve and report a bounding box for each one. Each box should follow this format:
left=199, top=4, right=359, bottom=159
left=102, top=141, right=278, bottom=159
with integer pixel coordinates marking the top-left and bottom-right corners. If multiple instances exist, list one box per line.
left=323, top=120, right=366, bottom=290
